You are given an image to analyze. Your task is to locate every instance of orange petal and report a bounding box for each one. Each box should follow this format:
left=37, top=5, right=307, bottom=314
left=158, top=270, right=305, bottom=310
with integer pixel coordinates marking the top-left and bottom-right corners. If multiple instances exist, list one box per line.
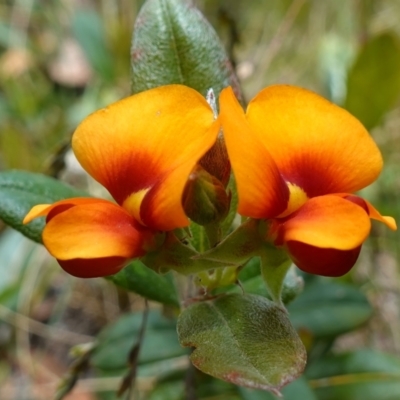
left=279, top=195, right=371, bottom=250
left=219, top=86, right=289, bottom=218
left=287, top=241, right=362, bottom=277
left=72, top=85, right=218, bottom=230
left=43, top=201, right=151, bottom=261
left=131, top=119, right=220, bottom=231
left=246, top=85, right=383, bottom=196
left=340, top=194, right=397, bottom=231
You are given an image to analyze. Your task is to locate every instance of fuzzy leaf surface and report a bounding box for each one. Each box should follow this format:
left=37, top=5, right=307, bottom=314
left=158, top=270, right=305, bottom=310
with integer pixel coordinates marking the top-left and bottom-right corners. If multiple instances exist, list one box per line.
left=131, top=0, right=239, bottom=99
left=177, top=293, right=306, bottom=393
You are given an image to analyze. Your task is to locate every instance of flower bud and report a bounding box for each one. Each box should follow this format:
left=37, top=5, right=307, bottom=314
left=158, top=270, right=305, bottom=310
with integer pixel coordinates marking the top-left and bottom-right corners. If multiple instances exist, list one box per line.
left=183, top=165, right=230, bottom=226
left=198, top=130, right=231, bottom=186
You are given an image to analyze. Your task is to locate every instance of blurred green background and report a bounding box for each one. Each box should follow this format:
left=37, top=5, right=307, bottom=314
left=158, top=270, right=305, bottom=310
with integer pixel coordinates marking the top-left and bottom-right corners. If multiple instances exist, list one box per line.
left=1, top=0, right=400, bottom=399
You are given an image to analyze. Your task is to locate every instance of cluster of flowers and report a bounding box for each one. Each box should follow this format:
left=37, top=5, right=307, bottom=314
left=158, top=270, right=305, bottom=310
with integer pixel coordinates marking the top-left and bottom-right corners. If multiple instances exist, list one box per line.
left=24, top=85, right=396, bottom=278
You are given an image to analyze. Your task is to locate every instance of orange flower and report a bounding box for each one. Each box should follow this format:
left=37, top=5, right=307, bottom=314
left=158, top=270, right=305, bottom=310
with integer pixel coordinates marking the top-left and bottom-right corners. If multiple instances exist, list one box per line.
left=24, top=85, right=220, bottom=278
left=219, top=85, right=396, bottom=277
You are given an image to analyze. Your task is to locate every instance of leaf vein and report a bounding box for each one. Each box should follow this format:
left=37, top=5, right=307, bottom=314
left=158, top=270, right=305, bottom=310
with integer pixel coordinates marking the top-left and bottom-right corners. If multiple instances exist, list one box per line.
left=208, top=300, right=268, bottom=382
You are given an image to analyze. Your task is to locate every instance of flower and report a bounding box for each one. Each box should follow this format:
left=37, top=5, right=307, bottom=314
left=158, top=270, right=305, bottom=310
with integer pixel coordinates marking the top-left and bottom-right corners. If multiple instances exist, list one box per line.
left=219, top=85, right=396, bottom=277
left=24, top=85, right=220, bottom=278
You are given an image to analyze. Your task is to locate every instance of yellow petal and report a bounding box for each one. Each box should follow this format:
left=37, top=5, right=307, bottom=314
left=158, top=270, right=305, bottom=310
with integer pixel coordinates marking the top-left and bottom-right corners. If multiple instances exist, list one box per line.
left=246, top=85, right=383, bottom=196
left=219, top=86, right=289, bottom=218
left=72, top=85, right=218, bottom=230
left=24, top=204, right=53, bottom=224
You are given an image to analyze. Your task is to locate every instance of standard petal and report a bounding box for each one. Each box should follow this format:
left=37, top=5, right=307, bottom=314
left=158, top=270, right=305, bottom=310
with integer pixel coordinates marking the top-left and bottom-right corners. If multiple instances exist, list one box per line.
left=278, top=195, right=371, bottom=250
left=72, top=85, right=218, bottom=229
left=287, top=241, right=362, bottom=277
left=246, top=85, right=383, bottom=196
left=43, top=201, right=151, bottom=261
left=219, top=86, right=289, bottom=218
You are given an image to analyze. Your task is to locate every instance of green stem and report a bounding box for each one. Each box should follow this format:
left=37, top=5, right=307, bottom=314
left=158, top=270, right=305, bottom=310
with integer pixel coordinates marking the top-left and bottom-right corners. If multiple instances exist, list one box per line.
left=260, top=247, right=291, bottom=306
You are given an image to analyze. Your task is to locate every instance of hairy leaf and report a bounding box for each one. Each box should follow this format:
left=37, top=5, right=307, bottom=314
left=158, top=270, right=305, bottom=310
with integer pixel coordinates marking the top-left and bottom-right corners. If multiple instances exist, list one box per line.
left=178, top=293, right=306, bottom=394
left=131, top=0, right=240, bottom=100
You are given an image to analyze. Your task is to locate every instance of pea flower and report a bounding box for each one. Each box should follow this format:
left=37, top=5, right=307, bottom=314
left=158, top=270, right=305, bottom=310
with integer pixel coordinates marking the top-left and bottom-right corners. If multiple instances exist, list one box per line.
left=24, top=85, right=220, bottom=278
left=219, top=85, right=396, bottom=277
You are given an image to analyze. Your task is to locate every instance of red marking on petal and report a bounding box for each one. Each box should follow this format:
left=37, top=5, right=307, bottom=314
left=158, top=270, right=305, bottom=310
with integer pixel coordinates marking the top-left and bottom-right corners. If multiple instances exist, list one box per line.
left=58, top=256, right=128, bottom=278
left=343, top=194, right=369, bottom=213
left=72, top=85, right=218, bottom=231
left=246, top=85, right=383, bottom=196
left=46, top=204, right=75, bottom=222
left=287, top=241, right=361, bottom=277
left=281, top=154, right=348, bottom=198
left=105, top=152, right=161, bottom=206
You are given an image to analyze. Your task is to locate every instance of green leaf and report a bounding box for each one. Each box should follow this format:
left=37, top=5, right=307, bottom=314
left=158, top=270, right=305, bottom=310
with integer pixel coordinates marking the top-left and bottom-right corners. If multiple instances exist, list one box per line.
left=280, top=376, right=317, bottom=400
left=197, top=219, right=265, bottom=266
left=189, top=221, right=208, bottom=253
left=260, top=249, right=292, bottom=304
left=345, top=32, right=400, bottom=129
left=318, top=34, right=353, bottom=104
left=142, top=232, right=228, bottom=276
left=108, top=260, right=179, bottom=307
left=177, top=293, right=306, bottom=394
left=92, top=311, right=186, bottom=371
left=307, top=349, right=400, bottom=400
left=0, top=229, right=46, bottom=312
left=239, top=377, right=317, bottom=400
left=221, top=176, right=238, bottom=237
left=227, top=261, right=304, bottom=305
left=72, top=10, right=115, bottom=81
left=131, top=0, right=240, bottom=99
left=0, top=170, right=89, bottom=243
left=288, top=280, right=372, bottom=339
left=148, top=380, right=185, bottom=400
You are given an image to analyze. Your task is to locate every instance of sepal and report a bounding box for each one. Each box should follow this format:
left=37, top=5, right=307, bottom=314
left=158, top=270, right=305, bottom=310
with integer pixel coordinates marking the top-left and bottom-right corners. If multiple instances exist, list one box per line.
left=183, top=165, right=230, bottom=226
left=142, top=232, right=230, bottom=275
left=194, top=218, right=266, bottom=265
left=260, top=249, right=292, bottom=305
left=198, top=131, right=231, bottom=186
left=196, top=265, right=241, bottom=292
